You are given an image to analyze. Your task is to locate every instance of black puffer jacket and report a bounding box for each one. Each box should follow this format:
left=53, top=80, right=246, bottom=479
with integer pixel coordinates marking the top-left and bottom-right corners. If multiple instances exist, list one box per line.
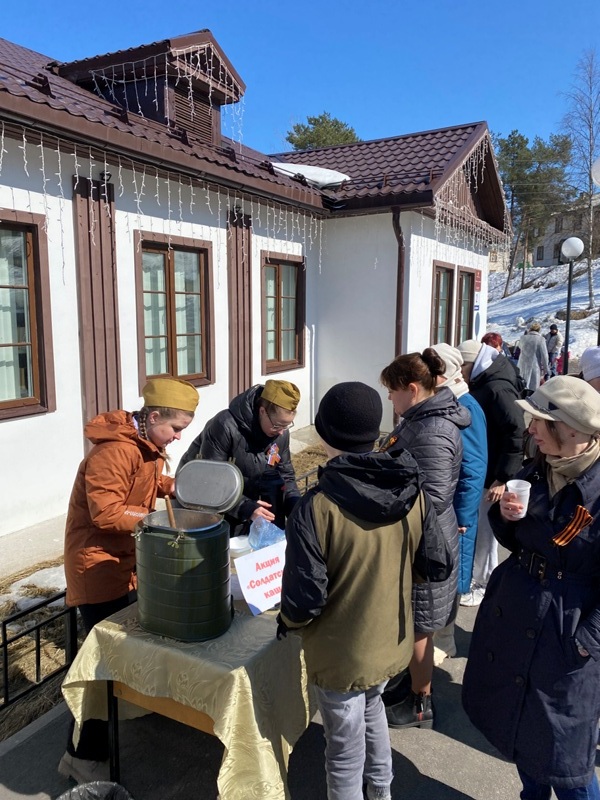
left=468, top=356, right=525, bottom=488
left=379, top=387, right=470, bottom=630
left=177, top=385, right=300, bottom=533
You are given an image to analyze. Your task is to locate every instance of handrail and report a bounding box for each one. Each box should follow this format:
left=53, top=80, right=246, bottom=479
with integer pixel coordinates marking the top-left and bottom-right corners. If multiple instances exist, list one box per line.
left=1, top=590, right=78, bottom=708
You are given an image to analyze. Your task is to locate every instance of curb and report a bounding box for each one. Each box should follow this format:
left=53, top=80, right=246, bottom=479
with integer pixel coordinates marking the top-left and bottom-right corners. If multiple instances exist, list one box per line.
left=0, top=700, right=69, bottom=757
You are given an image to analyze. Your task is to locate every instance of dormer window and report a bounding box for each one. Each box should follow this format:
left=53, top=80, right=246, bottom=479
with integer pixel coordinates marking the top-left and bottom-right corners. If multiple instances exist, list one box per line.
left=56, top=31, right=245, bottom=147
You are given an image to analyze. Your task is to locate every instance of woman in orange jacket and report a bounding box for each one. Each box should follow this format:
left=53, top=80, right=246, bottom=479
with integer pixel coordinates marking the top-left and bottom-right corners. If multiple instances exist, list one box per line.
left=60, top=376, right=198, bottom=784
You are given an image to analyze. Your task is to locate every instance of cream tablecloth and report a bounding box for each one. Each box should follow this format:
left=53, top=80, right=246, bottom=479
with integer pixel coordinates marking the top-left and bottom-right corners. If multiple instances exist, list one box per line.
left=61, top=603, right=314, bottom=800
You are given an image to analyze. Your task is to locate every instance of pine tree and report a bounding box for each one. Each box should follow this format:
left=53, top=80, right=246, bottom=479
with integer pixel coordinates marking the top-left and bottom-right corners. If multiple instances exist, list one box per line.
left=285, top=112, right=361, bottom=150
left=495, top=131, right=573, bottom=296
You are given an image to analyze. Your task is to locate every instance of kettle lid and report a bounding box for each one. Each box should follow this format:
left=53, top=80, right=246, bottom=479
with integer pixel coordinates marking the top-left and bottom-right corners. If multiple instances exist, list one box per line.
left=175, top=459, right=244, bottom=513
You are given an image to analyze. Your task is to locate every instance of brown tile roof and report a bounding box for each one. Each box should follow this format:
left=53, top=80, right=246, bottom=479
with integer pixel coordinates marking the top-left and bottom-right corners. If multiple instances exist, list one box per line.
left=0, top=36, right=324, bottom=210
left=271, top=123, right=487, bottom=204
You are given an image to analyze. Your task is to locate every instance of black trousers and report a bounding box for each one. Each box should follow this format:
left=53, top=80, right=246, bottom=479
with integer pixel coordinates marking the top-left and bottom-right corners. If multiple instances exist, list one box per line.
left=66, top=592, right=136, bottom=760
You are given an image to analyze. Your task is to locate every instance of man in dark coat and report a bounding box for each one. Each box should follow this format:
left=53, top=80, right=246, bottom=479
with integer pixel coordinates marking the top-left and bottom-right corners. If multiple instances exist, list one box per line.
left=457, top=340, right=525, bottom=606
left=177, top=380, right=301, bottom=534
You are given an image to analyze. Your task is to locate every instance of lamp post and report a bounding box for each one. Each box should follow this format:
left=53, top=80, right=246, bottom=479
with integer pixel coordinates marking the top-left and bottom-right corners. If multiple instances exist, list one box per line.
left=560, top=236, right=585, bottom=374
left=592, top=156, right=600, bottom=345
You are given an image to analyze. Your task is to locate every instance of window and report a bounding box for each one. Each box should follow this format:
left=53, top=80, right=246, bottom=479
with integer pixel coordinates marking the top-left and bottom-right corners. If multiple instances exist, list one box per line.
left=456, top=270, right=475, bottom=344
left=555, top=216, right=563, bottom=233
left=573, top=213, right=583, bottom=230
left=135, top=233, right=213, bottom=386
left=432, top=264, right=454, bottom=345
left=262, top=253, right=305, bottom=372
left=0, top=214, right=55, bottom=419
left=553, top=243, right=561, bottom=260
left=536, top=245, right=544, bottom=261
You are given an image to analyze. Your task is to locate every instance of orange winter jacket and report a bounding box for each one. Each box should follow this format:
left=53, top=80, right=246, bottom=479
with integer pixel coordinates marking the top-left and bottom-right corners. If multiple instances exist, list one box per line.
left=64, top=410, right=174, bottom=607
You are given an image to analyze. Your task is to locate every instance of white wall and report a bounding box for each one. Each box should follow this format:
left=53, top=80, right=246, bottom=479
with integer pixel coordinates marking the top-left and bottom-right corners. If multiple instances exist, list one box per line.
left=312, top=213, right=399, bottom=430
left=0, top=140, right=84, bottom=535
left=314, top=210, right=490, bottom=432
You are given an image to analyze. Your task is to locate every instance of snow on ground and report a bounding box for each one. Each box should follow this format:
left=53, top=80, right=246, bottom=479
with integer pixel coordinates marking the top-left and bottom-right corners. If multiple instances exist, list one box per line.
left=486, top=259, right=600, bottom=356
left=0, top=565, right=65, bottom=613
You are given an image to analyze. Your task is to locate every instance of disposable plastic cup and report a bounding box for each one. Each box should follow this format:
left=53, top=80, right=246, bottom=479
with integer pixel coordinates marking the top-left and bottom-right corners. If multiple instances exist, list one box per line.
left=505, top=479, right=531, bottom=519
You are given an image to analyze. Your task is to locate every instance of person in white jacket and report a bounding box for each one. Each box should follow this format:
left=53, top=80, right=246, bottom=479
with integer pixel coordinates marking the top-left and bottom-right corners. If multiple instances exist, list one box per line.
left=517, top=322, right=549, bottom=391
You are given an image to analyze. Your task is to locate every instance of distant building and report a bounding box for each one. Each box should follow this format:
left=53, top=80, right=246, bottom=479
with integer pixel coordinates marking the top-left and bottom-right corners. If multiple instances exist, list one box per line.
left=533, top=197, right=600, bottom=267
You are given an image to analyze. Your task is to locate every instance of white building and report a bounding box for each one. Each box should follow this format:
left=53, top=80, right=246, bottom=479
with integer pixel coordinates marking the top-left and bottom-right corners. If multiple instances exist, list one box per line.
left=0, top=30, right=509, bottom=538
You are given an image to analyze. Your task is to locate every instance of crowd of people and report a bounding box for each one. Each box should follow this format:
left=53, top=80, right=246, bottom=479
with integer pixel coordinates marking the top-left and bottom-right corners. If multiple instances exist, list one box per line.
left=58, top=330, right=600, bottom=800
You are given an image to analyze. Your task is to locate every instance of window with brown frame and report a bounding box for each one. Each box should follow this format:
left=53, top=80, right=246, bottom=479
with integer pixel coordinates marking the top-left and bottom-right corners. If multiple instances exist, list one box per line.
left=553, top=243, right=561, bottom=260
left=0, top=215, right=55, bottom=419
left=456, top=270, right=475, bottom=344
left=536, top=245, right=544, bottom=261
left=262, top=253, right=305, bottom=373
left=432, top=265, right=454, bottom=345
left=137, top=235, right=213, bottom=385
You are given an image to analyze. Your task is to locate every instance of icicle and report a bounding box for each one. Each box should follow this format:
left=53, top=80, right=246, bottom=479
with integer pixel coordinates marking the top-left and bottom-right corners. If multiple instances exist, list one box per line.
left=38, top=133, right=49, bottom=232
left=73, top=143, right=81, bottom=192
left=117, top=155, right=124, bottom=198
left=20, top=128, right=29, bottom=177
left=88, top=148, right=96, bottom=246
left=154, top=169, right=161, bottom=206
left=189, top=176, right=195, bottom=217
left=0, top=121, right=6, bottom=178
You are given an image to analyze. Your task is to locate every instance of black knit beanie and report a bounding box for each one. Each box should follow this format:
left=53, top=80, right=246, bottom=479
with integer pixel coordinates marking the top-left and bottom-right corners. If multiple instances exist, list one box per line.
left=315, top=382, right=382, bottom=453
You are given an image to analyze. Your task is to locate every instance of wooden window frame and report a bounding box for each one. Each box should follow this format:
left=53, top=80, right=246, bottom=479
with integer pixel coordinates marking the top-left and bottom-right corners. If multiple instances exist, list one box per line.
left=261, top=251, right=305, bottom=374
left=0, top=211, right=55, bottom=420
left=431, top=261, right=455, bottom=346
left=456, top=267, right=476, bottom=345
left=536, top=245, right=544, bottom=262
left=134, top=231, right=214, bottom=391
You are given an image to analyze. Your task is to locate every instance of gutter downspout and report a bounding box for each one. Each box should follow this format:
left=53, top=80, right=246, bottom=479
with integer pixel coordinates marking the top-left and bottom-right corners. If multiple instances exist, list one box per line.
left=391, top=207, right=405, bottom=357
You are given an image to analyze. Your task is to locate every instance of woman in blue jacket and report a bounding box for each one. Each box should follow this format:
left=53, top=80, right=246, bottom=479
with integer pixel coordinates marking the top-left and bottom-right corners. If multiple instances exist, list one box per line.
left=463, top=376, right=600, bottom=800
left=432, top=344, right=487, bottom=660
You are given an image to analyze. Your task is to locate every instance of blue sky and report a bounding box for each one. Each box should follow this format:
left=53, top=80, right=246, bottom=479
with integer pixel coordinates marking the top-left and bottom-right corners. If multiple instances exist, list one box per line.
left=2, top=0, right=599, bottom=154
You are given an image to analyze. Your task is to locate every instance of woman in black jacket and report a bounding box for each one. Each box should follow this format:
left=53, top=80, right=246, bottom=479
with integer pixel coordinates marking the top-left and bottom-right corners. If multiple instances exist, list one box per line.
left=379, top=349, right=470, bottom=729
left=463, top=376, right=600, bottom=800
left=178, top=380, right=301, bottom=534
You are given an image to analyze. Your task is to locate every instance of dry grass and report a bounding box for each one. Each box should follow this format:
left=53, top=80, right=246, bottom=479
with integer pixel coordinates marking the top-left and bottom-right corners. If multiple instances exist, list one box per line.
left=0, top=556, right=73, bottom=742
left=292, top=445, right=328, bottom=477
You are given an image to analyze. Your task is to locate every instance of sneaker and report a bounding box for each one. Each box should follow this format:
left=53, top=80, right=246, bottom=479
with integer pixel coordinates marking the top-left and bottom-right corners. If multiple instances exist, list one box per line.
left=58, top=752, right=110, bottom=784
left=366, top=784, right=392, bottom=800
left=459, top=584, right=485, bottom=607
left=386, top=690, right=434, bottom=729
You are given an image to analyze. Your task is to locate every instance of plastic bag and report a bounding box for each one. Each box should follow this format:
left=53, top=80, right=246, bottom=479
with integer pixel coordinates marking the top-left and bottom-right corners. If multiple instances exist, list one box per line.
left=55, top=782, right=134, bottom=800
left=248, top=517, right=286, bottom=550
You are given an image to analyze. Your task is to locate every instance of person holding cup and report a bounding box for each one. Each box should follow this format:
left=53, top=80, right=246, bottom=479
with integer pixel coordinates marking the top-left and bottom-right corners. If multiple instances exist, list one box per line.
left=463, top=375, right=600, bottom=800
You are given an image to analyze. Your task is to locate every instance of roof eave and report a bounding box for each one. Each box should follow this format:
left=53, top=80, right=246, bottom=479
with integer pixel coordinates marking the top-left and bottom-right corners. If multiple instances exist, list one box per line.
left=0, top=90, right=324, bottom=213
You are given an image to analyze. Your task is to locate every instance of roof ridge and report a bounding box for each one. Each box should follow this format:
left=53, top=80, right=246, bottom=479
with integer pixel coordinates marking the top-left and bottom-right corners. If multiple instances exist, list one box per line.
left=272, top=121, right=488, bottom=158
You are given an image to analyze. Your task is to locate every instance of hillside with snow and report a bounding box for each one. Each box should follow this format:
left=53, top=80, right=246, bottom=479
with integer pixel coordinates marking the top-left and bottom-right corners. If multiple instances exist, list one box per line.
left=487, top=259, right=600, bottom=357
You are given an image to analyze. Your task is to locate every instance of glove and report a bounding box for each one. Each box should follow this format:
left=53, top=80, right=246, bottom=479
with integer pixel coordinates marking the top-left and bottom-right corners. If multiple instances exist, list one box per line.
left=276, top=613, right=290, bottom=641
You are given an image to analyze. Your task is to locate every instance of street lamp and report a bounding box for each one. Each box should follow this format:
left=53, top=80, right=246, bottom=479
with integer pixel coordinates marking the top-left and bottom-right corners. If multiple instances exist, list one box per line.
left=560, top=236, right=585, bottom=374
left=593, top=156, right=600, bottom=345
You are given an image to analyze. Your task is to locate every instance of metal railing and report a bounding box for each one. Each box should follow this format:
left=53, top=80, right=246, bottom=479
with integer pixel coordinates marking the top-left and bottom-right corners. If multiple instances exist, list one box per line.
left=296, top=466, right=319, bottom=495
left=1, top=590, right=78, bottom=708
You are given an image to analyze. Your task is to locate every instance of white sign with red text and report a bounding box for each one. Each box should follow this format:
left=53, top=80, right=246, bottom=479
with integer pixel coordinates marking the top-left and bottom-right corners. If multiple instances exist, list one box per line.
left=234, top=540, right=287, bottom=615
